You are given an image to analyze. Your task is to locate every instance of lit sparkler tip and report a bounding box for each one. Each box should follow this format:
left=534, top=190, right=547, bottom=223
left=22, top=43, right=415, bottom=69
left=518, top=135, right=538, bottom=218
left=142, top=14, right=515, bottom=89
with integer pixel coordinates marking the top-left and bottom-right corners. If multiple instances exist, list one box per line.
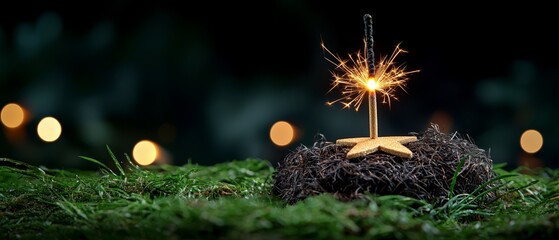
left=366, top=78, right=378, bottom=91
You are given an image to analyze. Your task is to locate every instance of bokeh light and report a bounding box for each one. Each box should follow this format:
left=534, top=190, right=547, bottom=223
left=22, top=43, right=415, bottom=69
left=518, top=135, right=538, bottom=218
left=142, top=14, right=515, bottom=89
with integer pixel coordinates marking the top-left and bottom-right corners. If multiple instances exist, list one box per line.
left=1, top=103, right=25, bottom=128
left=37, top=117, right=62, bottom=142
left=520, top=129, right=543, bottom=154
left=270, top=121, right=295, bottom=147
left=133, top=140, right=158, bottom=166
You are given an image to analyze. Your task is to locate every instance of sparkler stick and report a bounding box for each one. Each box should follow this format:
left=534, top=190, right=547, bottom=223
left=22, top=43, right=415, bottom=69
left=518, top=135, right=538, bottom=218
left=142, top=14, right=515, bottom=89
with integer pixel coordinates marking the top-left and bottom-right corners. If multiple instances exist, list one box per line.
left=369, top=82, right=378, bottom=139
left=323, top=13, right=419, bottom=159
left=364, top=14, right=378, bottom=139
left=364, top=14, right=375, bottom=73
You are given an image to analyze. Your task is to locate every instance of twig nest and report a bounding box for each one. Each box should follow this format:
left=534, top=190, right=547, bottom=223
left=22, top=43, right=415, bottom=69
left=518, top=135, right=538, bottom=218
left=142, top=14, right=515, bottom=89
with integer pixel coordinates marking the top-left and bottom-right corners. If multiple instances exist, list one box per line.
left=272, top=125, right=496, bottom=204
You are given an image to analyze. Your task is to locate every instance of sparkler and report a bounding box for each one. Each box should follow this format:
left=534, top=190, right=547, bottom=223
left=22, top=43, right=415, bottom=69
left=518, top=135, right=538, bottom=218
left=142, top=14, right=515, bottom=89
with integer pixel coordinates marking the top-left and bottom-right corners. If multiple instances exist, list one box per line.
left=324, top=14, right=419, bottom=159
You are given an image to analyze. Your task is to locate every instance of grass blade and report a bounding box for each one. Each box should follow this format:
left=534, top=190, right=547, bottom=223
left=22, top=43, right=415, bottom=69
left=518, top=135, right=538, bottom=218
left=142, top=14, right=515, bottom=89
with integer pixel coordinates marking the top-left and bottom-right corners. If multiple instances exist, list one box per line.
left=106, top=145, right=126, bottom=176
left=468, top=173, right=517, bottom=197
left=124, top=153, right=143, bottom=172
left=78, top=156, right=116, bottom=176
left=451, top=174, right=518, bottom=214
left=449, top=156, right=467, bottom=198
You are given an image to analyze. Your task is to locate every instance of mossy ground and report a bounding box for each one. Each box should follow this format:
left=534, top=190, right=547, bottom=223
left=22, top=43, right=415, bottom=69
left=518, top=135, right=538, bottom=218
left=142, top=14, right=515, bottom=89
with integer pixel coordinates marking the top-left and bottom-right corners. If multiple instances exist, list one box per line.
left=1, top=153, right=558, bottom=239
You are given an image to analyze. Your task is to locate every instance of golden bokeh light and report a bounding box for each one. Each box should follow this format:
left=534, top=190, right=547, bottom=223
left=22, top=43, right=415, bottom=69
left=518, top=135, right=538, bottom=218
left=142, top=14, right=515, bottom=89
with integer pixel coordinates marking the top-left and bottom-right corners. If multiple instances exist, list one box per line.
left=270, top=121, right=295, bottom=147
left=520, top=129, right=543, bottom=154
left=367, top=78, right=378, bottom=91
left=1, top=103, right=25, bottom=128
left=37, top=117, right=62, bottom=142
left=133, top=140, right=158, bottom=166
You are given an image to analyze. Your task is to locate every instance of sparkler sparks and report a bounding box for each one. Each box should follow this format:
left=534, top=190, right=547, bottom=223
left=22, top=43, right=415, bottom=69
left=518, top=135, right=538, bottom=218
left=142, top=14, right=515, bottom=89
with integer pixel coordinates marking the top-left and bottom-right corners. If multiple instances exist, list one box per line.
left=323, top=42, right=419, bottom=111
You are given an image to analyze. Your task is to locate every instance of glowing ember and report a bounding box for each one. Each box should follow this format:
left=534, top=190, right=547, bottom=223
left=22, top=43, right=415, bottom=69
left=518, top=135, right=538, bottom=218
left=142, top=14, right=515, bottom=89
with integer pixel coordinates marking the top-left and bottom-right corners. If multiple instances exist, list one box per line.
left=366, top=78, right=378, bottom=91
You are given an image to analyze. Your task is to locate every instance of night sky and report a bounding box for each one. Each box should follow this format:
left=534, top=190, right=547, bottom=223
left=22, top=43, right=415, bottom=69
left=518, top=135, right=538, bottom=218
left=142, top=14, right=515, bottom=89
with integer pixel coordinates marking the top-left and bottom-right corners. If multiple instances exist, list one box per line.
left=1, top=1, right=558, bottom=170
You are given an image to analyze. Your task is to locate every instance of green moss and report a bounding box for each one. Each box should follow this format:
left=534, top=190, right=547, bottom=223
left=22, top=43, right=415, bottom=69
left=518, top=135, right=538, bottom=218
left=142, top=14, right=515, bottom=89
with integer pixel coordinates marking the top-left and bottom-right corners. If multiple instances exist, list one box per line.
left=0, top=157, right=557, bottom=239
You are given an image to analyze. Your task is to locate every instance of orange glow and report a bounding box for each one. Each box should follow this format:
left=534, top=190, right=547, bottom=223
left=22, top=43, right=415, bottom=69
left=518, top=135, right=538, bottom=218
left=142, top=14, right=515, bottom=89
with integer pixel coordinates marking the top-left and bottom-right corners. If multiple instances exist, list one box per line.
left=270, top=121, right=295, bottom=147
left=367, top=78, right=378, bottom=91
left=518, top=154, right=543, bottom=170
left=429, top=110, right=454, bottom=133
left=37, top=117, right=62, bottom=142
left=520, top=129, right=543, bottom=154
left=133, top=140, right=158, bottom=166
left=1, top=103, right=25, bottom=128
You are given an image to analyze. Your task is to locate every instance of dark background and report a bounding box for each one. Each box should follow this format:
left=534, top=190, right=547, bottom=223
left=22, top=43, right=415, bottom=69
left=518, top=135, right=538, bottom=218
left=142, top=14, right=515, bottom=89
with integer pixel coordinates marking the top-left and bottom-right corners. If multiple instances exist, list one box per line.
left=1, top=1, right=558, bottom=170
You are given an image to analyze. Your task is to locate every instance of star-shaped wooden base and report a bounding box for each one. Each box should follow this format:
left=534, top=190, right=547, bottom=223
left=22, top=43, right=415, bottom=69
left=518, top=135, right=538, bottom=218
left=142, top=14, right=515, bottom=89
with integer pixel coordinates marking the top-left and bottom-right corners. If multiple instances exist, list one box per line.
left=336, top=136, right=417, bottom=159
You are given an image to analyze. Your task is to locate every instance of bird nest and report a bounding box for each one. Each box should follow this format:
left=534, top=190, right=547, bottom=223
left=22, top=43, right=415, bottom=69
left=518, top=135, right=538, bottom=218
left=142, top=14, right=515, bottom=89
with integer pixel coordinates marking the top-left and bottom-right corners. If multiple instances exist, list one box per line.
left=272, top=124, right=497, bottom=204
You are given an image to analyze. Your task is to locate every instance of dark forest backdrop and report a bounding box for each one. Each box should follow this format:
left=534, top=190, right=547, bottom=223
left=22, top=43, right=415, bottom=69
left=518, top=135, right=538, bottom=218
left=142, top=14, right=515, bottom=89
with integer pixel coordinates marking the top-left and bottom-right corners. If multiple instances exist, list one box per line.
left=1, top=1, right=558, bottom=169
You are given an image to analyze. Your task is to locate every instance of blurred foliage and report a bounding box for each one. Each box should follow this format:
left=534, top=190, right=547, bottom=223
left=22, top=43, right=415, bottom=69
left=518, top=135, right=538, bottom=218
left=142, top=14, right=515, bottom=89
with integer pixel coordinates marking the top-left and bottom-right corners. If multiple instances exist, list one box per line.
left=0, top=2, right=558, bottom=169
